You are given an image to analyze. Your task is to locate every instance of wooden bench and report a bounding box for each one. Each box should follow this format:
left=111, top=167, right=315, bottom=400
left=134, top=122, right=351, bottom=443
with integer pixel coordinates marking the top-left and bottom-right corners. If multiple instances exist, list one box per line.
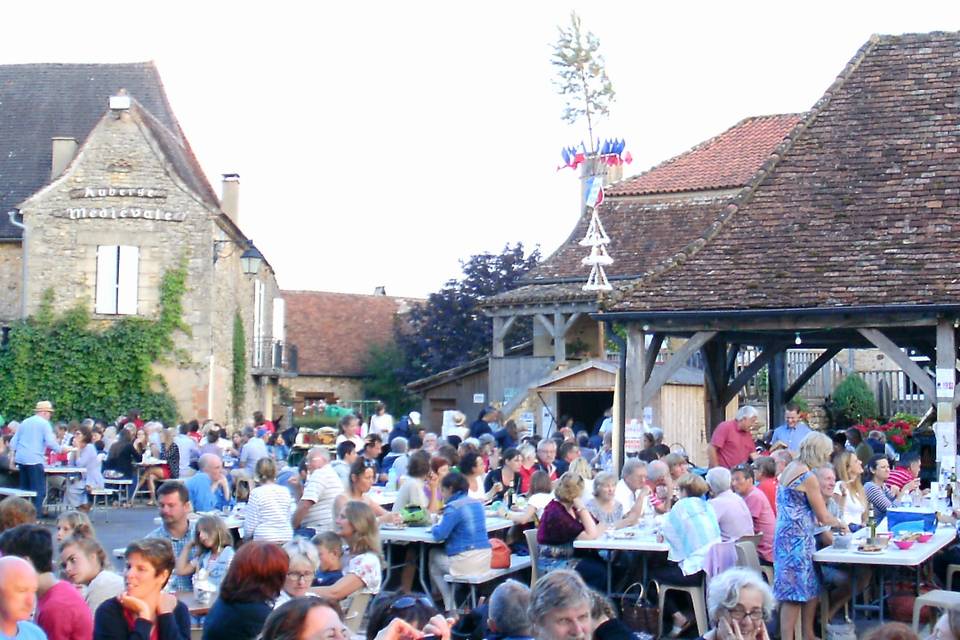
left=0, top=487, right=38, bottom=499
left=445, top=554, right=532, bottom=609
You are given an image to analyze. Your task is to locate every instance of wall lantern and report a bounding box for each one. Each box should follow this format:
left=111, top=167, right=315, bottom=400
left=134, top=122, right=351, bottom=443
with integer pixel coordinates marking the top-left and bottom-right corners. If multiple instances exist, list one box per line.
left=240, top=243, right=264, bottom=276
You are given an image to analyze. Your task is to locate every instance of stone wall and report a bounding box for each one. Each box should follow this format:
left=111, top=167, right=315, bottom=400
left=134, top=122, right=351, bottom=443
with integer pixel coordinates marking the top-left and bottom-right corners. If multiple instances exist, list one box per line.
left=0, top=242, right=21, bottom=322
left=17, top=106, right=282, bottom=424
left=283, top=375, right=364, bottom=405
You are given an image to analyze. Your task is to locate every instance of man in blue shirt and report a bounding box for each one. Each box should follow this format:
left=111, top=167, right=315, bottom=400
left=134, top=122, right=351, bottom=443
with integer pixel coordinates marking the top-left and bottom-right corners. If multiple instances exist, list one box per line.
left=147, top=482, right=195, bottom=592
left=185, top=453, right=231, bottom=512
left=10, top=400, right=60, bottom=513
left=770, top=404, right=811, bottom=454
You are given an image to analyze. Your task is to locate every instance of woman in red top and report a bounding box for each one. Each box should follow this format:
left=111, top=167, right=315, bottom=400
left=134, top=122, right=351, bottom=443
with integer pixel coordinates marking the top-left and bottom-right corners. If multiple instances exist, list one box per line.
left=755, top=456, right=779, bottom=516
left=536, top=472, right=606, bottom=591
left=517, top=443, right=538, bottom=494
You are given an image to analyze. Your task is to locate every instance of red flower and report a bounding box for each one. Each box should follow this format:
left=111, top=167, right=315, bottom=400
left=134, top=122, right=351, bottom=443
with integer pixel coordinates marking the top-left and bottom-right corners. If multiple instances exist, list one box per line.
left=891, top=435, right=906, bottom=446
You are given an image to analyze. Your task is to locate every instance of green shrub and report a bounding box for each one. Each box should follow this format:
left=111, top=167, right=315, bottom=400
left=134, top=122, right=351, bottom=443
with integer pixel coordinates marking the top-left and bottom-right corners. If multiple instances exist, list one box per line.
left=830, top=375, right=878, bottom=427
left=292, top=415, right=340, bottom=428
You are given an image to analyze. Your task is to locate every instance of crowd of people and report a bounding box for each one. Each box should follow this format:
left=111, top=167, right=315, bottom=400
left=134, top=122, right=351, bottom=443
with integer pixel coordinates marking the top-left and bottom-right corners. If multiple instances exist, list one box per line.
left=0, top=399, right=956, bottom=640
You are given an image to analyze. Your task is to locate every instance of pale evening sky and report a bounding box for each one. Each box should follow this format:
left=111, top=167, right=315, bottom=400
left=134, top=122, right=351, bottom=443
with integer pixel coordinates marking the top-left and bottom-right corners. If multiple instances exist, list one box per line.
left=4, top=1, right=958, bottom=298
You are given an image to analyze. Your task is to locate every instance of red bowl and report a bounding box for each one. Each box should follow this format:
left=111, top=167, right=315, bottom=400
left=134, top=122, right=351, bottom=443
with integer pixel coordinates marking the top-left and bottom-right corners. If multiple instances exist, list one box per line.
left=917, top=533, right=933, bottom=543
left=894, top=539, right=915, bottom=550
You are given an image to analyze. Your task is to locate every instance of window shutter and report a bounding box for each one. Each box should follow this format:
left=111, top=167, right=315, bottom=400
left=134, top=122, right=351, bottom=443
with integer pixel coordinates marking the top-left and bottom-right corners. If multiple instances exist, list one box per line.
left=272, top=298, right=285, bottom=343
left=116, top=246, right=139, bottom=315
left=253, top=281, right=264, bottom=367
left=95, top=246, right=118, bottom=314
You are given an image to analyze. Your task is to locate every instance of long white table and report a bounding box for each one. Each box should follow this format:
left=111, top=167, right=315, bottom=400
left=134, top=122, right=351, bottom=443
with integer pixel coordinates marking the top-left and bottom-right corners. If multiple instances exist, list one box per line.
left=153, top=512, right=244, bottom=531
left=44, top=466, right=85, bottom=512
left=575, top=527, right=669, bottom=595
left=813, top=525, right=956, bottom=622
left=380, top=516, right=513, bottom=602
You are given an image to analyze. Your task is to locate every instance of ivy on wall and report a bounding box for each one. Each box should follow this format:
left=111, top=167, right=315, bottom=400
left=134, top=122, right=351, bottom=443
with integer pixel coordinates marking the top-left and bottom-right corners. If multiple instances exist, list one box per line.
left=0, top=261, right=189, bottom=424
left=231, top=310, right=246, bottom=423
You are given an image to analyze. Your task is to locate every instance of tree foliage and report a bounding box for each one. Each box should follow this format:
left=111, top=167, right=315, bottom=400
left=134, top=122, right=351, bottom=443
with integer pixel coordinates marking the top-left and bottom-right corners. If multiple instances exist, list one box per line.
left=231, top=311, right=246, bottom=423
left=0, top=262, right=189, bottom=424
left=828, top=374, right=879, bottom=427
left=395, top=243, right=540, bottom=383
left=362, top=341, right=418, bottom=416
left=551, top=11, right=616, bottom=151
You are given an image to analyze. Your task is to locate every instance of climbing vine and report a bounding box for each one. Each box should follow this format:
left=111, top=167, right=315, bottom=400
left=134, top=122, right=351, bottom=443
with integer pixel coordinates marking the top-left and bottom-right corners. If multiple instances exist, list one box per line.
left=231, top=311, right=246, bottom=423
left=0, top=260, right=189, bottom=424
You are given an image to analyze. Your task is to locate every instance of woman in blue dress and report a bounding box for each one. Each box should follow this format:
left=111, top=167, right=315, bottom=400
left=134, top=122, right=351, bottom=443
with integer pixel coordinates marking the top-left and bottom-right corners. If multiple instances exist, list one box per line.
left=774, top=432, right=847, bottom=640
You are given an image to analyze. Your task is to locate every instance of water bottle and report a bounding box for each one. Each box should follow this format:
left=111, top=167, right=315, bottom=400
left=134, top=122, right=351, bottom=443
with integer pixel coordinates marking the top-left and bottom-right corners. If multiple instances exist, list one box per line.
left=387, top=467, right=397, bottom=492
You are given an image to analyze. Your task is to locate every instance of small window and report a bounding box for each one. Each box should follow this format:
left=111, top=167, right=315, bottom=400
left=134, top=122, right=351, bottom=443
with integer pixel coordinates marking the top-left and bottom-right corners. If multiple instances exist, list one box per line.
left=95, top=245, right=139, bottom=315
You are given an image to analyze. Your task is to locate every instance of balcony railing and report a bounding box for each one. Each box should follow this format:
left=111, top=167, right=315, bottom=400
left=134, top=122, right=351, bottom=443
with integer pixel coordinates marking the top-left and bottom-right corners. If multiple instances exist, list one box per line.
left=252, top=338, right=298, bottom=377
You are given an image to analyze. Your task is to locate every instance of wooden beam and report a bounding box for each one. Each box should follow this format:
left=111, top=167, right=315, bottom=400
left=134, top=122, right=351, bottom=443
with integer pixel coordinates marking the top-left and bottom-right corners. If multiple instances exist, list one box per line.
left=702, top=338, right=729, bottom=430
left=858, top=328, right=936, bottom=401
left=491, top=315, right=517, bottom=358
left=630, top=313, right=939, bottom=334
left=768, top=349, right=787, bottom=431
left=721, top=345, right=784, bottom=406
left=725, top=343, right=741, bottom=380
left=643, top=331, right=716, bottom=399
left=936, top=322, right=957, bottom=434
left=534, top=313, right=554, bottom=337
left=561, top=312, right=583, bottom=337
left=784, top=346, right=842, bottom=402
left=624, top=325, right=647, bottom=425
left=553, top=313, right=566, bottom=363
left=644, top=333, right=665, bottom=382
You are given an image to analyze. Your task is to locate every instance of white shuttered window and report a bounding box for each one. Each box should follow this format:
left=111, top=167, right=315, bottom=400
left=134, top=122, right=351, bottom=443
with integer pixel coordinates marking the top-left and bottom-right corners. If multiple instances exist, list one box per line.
left=95, top=245, right=139, bottom=315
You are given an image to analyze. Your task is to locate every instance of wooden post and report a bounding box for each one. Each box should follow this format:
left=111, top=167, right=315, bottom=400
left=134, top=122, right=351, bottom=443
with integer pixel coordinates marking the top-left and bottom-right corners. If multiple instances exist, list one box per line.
left=622, top=324, right=646, bottom=473
left=936, top=319, right=957, bottom=465
left=553, top=312, right=567, bottom=363
left=767, top=348, right=786, bottom=432
left=702, top=338, right=728, bottom=436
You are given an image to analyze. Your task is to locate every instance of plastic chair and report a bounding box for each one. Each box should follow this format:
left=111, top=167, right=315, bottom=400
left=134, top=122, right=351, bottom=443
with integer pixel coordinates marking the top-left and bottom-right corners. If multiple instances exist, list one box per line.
left=733, top=540, right=774, bottom=585
left=523, top=528, right=540, bottom=588
left=912, top=590, right=960, bottom=632
left=344, top=592, right=372, bottom=634
left=653, top=576, right=708, bottom=638
left=946, top=564, right=960, bottom=590
left=738, top=532, right=762, bottom=547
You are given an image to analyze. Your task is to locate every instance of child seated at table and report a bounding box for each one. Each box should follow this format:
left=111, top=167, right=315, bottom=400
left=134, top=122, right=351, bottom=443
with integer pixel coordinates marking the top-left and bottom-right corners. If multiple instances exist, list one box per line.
left=312, top=531, right=344, bottom=586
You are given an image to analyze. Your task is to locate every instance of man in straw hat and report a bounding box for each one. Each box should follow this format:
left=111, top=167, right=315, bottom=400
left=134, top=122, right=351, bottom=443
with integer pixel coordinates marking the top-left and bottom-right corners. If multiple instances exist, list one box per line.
left=10, top=401, right=60, bottom=514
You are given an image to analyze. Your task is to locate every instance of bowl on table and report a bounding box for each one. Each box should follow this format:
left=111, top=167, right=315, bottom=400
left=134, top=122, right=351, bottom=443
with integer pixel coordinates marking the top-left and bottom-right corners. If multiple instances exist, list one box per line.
left=918, top=532, right=934, bottom=543
left=894, top=539, right=915, bottom=550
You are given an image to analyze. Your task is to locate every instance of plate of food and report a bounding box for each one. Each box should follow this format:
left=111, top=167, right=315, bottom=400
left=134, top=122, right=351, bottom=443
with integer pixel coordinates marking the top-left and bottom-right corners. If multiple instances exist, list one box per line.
left=856, top=544, right=885, bottom=554
left=380, top=522, right=407, bottom=530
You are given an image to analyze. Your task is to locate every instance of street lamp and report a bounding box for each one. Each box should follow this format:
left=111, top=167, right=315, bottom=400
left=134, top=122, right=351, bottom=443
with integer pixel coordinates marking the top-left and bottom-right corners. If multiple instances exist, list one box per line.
left=240, top=243, right=263, bottom=275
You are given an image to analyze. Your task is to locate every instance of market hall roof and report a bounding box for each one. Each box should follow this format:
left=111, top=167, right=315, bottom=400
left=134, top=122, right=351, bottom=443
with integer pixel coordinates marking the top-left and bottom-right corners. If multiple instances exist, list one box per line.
left=0, top=61, right=215, bottom=239
left=484, top=114, right=801, bottom=308
left=283, top=290, right=421, bottom=378
left=607, top=32, right=960, bottom=316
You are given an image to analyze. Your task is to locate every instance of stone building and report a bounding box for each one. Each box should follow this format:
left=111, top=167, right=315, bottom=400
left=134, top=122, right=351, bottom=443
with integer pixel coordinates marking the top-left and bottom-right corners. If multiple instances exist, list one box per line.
left=0, top=62, right=294, bottom=423
left=282, top=289, right=418, bottom=413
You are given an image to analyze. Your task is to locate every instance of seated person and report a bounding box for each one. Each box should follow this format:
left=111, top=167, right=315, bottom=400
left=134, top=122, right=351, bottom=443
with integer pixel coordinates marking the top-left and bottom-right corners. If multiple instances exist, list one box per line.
left=311, top=531, right=344, bottom=587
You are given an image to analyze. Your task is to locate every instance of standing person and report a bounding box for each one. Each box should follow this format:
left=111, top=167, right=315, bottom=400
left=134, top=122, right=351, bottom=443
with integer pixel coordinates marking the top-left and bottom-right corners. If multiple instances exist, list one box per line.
left=202, top=541, right=288, bottom=640
left=0, top=524, right=94, bottom=640
left=494, top=419, right=520, bottom=451
left=59, top=535, right=124, bottom=614
left=0, top=556, right=45, bottom=640
left=708, top=406, right=759, bottom=469
left=469, top=407, right=496, bottom=439
left=335, top=415, right=364, bottom=451
left=292, top=447, right=345, bottom=538
left=731, top=464, right=776, bottom=563
left=368, top=403, right=394, bottom=439
left=774, top=432, right=847, bottom=640
left=243, top=457, right=294, bottom=544
left=66, top=425, right=104, bottom=511
left=147, top=483, right=194, bottom=592
left=754, top=457, right=779, bottom=516
left=769, top=404, right=812, bottom=454
left=10, top=400, right=60, bottom=514
left=428, top=472, right=492, bottom=611
left=706, top=467, right=754, bottom=542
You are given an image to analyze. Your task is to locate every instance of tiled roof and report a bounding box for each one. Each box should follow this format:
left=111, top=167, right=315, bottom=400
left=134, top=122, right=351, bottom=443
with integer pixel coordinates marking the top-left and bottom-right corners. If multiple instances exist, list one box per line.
left=0, top=62, right=187, bottom=239
left=283, top=290, right=421, bottom=377
left=610, top=32, right=960, bottom=313
left=606, top=114, right=802, bottom=197
left=486, top=195, right=731, bottom=306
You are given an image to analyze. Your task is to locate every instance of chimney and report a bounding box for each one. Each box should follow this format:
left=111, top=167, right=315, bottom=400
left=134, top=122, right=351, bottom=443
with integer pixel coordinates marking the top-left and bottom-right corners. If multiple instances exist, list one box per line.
left=51, top=137, right=78, bottom=179
left=373, top=286, right=386, bottom=296
left=221, top=173, right=240, bottom=224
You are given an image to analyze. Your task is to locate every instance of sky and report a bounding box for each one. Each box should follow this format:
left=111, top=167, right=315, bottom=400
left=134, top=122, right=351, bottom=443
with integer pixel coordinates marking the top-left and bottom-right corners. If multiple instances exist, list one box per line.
left=4, top=1, right=960, bottom=298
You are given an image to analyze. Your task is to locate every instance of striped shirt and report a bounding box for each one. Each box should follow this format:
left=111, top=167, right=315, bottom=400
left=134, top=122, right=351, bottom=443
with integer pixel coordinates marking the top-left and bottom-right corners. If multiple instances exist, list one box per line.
left=244, top=482, right=294, bottom=543
left=886, top=467, right=914, bottom=491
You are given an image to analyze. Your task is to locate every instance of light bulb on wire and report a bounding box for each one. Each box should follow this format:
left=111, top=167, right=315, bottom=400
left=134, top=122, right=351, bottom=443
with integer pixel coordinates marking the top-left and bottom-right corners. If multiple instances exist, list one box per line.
left=795, top=332, right=802, bottom=346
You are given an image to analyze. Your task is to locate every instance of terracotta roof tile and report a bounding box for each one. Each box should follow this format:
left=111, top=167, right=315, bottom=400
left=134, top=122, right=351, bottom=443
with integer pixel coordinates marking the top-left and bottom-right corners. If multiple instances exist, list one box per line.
left=609, top=32, right=960, bottom=313
left=283, top=291, right=420, bottom=377
left=606, top=114, right=802, bottom=197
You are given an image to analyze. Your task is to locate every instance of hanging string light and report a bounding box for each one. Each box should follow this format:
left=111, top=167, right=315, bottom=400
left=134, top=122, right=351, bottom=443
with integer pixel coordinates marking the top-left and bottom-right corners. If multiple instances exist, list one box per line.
left=580, top=174, right=613, bottom=292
